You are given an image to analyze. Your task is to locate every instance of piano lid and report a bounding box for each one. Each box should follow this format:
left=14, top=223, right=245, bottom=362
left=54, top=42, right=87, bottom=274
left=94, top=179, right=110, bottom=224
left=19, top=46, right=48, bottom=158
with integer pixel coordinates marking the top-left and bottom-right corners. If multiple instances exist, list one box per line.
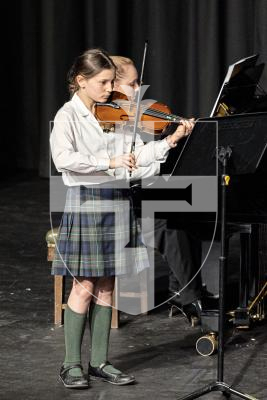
left=210, top=54, right=267, bottom=117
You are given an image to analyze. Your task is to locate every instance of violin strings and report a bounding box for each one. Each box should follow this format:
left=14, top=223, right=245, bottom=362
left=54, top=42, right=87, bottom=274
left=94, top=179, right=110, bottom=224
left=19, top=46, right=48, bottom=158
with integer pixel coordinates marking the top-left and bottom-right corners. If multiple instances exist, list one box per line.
left=115, top=101, right=182, bottom=122
left=144, top=108, right=181, bottom=121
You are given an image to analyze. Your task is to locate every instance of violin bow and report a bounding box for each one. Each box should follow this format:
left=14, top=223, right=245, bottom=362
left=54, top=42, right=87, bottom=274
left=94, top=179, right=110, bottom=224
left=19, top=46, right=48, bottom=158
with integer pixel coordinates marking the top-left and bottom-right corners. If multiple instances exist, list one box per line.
left=129, top=40, right=148, bottom=176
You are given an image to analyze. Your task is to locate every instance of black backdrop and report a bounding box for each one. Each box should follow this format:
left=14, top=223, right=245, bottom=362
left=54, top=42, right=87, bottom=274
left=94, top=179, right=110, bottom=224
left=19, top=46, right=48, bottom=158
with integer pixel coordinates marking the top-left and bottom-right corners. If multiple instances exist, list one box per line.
left=2, top=0, right=267, bottom=178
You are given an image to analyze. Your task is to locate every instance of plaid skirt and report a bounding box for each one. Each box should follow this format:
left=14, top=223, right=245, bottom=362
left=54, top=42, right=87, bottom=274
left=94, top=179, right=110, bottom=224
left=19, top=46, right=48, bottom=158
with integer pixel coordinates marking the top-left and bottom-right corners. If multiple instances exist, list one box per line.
left=51, top=186, right=150, bottom=277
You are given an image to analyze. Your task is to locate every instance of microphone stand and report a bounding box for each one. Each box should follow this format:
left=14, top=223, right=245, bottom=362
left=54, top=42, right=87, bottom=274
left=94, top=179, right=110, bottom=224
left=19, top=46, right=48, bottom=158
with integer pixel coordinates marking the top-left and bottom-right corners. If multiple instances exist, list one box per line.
left=178, top=146, right=258, bottom=400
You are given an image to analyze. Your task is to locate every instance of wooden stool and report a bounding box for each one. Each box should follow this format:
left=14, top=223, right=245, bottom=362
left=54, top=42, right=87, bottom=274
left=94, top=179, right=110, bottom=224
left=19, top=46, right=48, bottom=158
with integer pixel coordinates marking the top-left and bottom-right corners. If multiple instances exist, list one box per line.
left=46, top=228, right=67, bottom=325
left=46, top=228, right=148, bottom=328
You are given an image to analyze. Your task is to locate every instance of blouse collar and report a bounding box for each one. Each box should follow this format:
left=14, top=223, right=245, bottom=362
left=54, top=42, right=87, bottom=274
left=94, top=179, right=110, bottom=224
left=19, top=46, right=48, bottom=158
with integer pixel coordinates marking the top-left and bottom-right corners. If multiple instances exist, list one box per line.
left=71, top=92, right=93, bottom=118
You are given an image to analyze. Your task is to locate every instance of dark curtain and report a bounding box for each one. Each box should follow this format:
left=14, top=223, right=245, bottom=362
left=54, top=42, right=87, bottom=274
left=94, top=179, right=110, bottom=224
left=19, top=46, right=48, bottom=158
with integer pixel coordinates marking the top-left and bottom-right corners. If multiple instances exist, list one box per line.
left=2, top=0, right=267, bottom=177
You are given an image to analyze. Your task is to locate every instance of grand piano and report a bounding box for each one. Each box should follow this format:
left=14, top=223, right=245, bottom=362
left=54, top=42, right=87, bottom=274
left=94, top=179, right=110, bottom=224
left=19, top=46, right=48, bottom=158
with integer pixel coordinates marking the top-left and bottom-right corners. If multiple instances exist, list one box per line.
left=153, top=54, right=267, bottom=350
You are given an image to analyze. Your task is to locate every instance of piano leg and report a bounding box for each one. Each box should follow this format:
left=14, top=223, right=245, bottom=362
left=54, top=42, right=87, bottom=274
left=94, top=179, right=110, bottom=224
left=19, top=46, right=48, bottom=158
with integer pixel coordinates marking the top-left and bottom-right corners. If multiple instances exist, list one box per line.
left=198, top=222, right=265, bottom=350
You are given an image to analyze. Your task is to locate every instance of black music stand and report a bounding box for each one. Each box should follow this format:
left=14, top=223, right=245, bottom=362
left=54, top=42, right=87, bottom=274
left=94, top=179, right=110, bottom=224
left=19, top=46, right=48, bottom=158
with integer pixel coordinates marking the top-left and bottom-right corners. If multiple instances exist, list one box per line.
left=172, top=115, right=267, bottom=400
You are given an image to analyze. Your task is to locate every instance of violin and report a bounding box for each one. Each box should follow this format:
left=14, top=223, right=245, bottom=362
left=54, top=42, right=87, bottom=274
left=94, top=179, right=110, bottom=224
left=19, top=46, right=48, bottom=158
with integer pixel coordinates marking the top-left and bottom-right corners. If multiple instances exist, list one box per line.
left=95, top=91, right=182, bottom=134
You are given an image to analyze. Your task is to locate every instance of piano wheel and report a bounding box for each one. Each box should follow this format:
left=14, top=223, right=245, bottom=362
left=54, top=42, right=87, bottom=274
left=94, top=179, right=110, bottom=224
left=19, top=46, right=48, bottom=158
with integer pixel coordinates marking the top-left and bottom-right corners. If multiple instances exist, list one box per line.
left=196, top=332, right=218, bottom=356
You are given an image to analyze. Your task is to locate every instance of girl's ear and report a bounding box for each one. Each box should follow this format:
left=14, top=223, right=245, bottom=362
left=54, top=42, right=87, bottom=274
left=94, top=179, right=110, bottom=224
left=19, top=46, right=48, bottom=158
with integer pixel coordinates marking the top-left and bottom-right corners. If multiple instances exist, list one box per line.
left=76, top=75, right=86, bottom=89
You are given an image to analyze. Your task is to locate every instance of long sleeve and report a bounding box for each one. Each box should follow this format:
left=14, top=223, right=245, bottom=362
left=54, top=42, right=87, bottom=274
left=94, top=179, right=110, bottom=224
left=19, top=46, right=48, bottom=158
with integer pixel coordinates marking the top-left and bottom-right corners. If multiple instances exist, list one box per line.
left=125, top=132, right=171, bottom=180
left=134, top=137, right=171, bottom=167
left=50, top=112, right=110, bottom=174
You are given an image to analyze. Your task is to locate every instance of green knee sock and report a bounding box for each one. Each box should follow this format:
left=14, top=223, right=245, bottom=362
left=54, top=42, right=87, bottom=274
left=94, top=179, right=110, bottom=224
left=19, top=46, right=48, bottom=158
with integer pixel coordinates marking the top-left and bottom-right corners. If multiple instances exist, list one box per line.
left=64, top=305, right=87, bottom=377
left=89, top=302, right=121, bottom=374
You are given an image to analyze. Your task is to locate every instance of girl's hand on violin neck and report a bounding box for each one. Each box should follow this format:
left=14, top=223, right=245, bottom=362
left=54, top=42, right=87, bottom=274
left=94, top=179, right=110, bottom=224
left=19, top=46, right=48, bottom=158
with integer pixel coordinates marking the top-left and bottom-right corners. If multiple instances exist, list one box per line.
left=167, top=118, right=195, bottom=147
left=109, top=153, right=137, bottom=171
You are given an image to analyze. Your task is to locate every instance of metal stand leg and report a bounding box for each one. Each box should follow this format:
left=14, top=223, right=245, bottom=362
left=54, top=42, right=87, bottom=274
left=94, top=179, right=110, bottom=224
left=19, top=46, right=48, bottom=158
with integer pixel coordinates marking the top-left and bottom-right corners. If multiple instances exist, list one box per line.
left=178, top=147, right=258, bottom=400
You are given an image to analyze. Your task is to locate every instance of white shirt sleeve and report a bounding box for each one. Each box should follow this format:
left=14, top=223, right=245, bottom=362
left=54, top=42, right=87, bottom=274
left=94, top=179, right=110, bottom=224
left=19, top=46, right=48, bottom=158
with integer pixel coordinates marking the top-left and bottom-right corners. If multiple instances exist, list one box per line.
left=134, top=137, right=171, bottom=166
left=50, top=112, right=110, bottom=174
left=128, top=133, right=171, bottom=180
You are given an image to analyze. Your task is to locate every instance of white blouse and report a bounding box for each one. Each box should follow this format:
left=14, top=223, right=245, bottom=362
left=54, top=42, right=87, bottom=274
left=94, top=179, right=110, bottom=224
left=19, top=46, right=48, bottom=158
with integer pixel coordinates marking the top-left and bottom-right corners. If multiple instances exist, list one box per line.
left=50, top=93, right=172, bottom=186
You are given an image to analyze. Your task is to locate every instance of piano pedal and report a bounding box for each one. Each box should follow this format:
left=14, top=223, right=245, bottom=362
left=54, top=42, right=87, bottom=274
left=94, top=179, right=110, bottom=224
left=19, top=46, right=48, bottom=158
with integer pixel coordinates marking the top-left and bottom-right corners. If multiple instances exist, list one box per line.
left=233, top=307, right=250, bottom=328
left=190, top=316, right=200, bottom=328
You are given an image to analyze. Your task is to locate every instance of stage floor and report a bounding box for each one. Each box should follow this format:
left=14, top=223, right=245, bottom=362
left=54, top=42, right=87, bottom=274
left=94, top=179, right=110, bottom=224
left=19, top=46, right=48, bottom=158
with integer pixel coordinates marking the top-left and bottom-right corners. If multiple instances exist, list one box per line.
left=0, top=176, right=266, bottom=400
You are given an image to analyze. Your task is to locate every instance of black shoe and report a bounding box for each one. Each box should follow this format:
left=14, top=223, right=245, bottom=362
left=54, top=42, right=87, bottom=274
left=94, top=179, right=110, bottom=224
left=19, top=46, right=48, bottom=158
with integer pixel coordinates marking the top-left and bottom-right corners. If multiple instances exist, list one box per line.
left=182, top=300, right=202, bottom=327
left=201, top=284, right=218, bottom=299
left=88, top=362, right=135, bottom=385
left=59, top=364, right=89, bottom=389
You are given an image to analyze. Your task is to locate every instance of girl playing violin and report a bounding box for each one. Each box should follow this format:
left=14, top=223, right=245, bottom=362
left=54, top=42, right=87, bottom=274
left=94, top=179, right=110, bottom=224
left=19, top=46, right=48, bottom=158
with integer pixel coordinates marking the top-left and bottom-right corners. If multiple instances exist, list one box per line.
left=50, top=48, right=192, bottom=390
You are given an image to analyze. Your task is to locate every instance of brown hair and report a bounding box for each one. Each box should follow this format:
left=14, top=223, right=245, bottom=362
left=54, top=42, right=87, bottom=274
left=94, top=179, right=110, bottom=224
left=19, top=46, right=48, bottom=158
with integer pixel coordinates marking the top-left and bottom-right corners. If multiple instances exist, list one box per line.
left=67, top=48, right=116, bottom=95
left=109, top=56, right=134, bottom=81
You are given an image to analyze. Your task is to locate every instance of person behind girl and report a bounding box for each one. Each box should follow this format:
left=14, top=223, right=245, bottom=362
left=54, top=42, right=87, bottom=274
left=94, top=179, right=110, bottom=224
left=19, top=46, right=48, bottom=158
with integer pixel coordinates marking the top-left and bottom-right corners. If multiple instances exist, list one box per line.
left=110, top=56, right=204, bottom=324
left=50, top=48, right=191, bottom=390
